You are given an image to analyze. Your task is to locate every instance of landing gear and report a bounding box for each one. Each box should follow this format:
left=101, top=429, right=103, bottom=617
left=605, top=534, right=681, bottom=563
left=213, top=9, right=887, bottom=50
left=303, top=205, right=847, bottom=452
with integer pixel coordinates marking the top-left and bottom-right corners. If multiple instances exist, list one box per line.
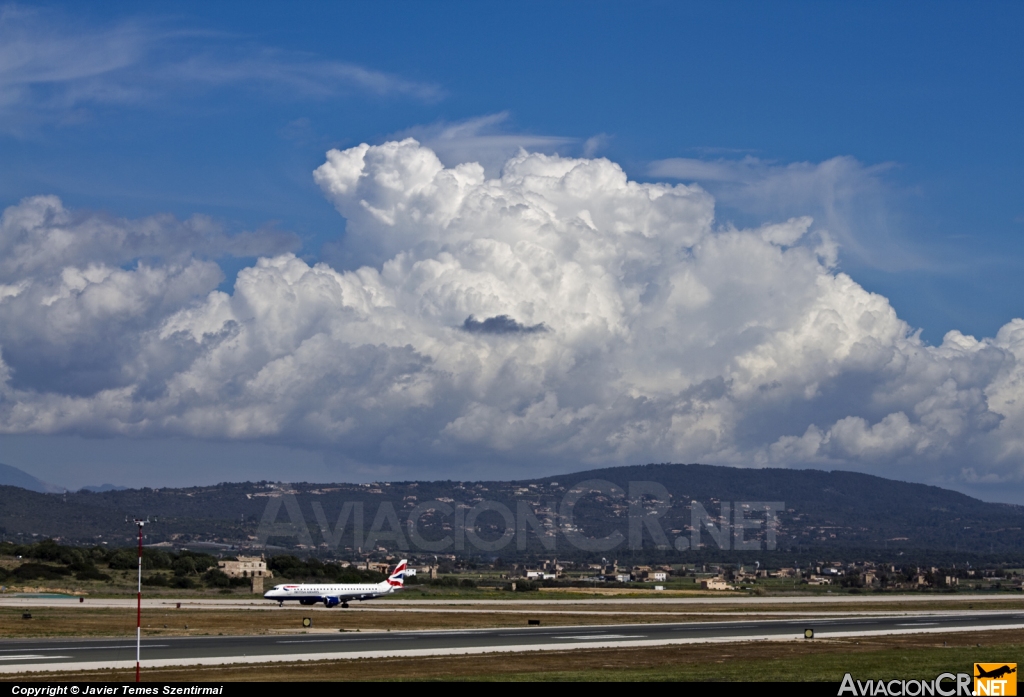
left=278, top=601, right=283, bottom=607
left=342, top=602, right=349, bottom=608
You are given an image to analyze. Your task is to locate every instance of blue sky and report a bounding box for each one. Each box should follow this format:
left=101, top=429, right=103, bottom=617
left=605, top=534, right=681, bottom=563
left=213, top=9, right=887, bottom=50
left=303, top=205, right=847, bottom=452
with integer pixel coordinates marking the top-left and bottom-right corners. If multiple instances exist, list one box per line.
left=4, top=1, right=1021, bottom=339
left=2, top=1, right=1024, bottom=501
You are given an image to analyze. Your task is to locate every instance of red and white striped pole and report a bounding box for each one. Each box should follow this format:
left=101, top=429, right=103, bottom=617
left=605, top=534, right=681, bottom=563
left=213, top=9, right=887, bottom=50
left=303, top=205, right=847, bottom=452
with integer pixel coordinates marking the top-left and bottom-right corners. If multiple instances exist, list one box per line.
left=130, top=518, right=148, bottom=682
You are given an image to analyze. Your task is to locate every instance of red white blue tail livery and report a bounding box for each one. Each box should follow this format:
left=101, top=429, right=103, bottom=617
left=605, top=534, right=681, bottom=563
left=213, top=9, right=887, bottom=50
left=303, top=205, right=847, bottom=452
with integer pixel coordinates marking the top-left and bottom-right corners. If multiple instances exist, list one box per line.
left=264, top=559, right=407, bottom=609
left=387, top=559, right=407, bottom=587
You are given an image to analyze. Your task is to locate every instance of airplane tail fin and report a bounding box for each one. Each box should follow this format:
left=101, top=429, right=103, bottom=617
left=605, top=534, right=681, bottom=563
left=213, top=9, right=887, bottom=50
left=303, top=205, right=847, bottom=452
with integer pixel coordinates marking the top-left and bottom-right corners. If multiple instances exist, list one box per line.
left=387, top=559, right=408, bottom=588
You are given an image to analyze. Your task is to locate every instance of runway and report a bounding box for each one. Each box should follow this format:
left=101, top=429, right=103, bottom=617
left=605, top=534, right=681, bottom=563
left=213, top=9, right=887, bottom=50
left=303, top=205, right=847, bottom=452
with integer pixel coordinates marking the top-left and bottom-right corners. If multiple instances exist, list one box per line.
left=2, top=611, right=1023, bottom=674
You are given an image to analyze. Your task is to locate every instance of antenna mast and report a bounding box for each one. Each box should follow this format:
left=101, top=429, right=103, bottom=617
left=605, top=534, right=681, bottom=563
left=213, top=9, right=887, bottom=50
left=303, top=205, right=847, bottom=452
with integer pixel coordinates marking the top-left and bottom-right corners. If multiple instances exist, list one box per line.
left=128, top=517, right=149, bottom=682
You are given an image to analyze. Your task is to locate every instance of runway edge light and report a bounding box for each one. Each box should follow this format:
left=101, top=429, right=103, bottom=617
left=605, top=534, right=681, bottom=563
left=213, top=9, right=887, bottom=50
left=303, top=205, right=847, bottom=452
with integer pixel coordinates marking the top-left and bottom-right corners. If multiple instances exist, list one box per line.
left=804, top=628, right=814, bottom=639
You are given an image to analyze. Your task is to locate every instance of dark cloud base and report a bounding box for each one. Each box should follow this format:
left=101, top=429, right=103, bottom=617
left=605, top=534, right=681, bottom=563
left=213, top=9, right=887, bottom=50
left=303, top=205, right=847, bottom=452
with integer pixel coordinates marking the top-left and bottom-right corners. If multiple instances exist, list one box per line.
left=461, top=314, right=548, bottom=335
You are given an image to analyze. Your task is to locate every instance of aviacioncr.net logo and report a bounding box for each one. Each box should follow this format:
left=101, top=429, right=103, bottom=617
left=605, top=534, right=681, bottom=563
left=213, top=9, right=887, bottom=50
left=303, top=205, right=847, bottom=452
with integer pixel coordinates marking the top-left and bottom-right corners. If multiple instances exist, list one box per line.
left=839, top=673, right=972, bottom=696
left=974, top=663, right=1017, bottom=696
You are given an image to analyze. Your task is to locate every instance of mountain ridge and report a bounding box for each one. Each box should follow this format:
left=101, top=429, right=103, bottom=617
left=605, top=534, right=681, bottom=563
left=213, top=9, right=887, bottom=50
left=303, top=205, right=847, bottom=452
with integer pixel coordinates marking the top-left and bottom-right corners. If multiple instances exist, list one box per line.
left=0, top=462, right=62, bottom=494
left=0, top=463, right=1020, bottom=557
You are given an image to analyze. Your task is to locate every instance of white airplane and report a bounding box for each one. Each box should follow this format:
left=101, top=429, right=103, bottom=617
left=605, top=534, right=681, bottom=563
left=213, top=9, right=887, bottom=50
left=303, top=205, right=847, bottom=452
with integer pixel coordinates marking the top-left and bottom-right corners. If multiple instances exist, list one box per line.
left=264, top=560, right=407, bottom=608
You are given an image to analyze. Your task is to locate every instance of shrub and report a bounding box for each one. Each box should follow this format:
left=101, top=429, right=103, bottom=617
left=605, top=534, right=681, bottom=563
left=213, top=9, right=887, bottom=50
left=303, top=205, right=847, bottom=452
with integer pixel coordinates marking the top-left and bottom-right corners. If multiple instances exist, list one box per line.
left=507, top=581, right=537, bottom=592
left=202, top=569, right=231, bottom=588
left=170, top=576, right=196, bottom=589
left=174, top=552, right=216, bottom=574
left=27, top=539, right=67, bottom=563
left=107, top=550, right=137, bottom=570
left=141, top=550, right=173, bottom=570
left=267, top=555, right=304, bottom=575
left=75, top=566, right=111, bottom=581
left=11, top=563, right=70, bottom=581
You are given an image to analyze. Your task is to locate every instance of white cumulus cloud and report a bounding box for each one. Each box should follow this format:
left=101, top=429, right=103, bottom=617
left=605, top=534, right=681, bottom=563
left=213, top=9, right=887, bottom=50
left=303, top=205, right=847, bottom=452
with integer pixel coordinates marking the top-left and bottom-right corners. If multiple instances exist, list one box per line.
left=391, top=113, right=579, bottom=177
left=648, top=154, right=917, bottom=272
left=0, top=194, right=296, bottom=397
left=1, top=140, right=1022, bottom=489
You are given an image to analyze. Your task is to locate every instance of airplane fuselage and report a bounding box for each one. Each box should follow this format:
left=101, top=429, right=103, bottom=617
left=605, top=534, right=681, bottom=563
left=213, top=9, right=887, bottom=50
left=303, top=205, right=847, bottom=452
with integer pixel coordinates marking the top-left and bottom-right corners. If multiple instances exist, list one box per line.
left=264, top=582, right=399, bottom=607
left=265, top=559, right=408, bottom=608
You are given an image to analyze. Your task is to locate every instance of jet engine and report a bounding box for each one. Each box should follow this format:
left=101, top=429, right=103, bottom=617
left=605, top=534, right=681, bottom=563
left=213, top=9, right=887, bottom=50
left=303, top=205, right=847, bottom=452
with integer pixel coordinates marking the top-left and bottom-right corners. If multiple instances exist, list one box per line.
left=323, top=596, right=342, bottom=608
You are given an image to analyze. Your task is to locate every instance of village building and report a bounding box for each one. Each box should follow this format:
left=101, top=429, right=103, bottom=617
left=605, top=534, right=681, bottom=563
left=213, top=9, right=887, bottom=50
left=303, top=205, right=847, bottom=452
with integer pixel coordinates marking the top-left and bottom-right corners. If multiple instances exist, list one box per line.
left=639, top=570, right=668, bottom=582
left=217, top=555, right=272, bottom=579
left=525, top=571, right=557, bottom=580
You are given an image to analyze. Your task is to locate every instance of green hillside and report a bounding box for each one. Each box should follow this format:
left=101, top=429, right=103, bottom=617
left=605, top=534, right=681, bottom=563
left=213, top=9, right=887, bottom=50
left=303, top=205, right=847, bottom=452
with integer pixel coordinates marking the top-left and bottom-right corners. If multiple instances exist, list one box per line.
left=0, top=463, right=1020, bottom=560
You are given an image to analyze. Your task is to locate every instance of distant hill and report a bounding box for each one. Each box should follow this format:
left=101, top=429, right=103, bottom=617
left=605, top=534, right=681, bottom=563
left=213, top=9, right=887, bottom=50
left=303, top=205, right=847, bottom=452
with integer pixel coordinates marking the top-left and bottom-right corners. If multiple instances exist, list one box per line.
left=80, top=484, right=128, bottom=493
left=0, top=463, right=1021, bottom=560
left=546, top=463, right=1024, bottom=553
left=0, top=462, right=61, bottom=494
